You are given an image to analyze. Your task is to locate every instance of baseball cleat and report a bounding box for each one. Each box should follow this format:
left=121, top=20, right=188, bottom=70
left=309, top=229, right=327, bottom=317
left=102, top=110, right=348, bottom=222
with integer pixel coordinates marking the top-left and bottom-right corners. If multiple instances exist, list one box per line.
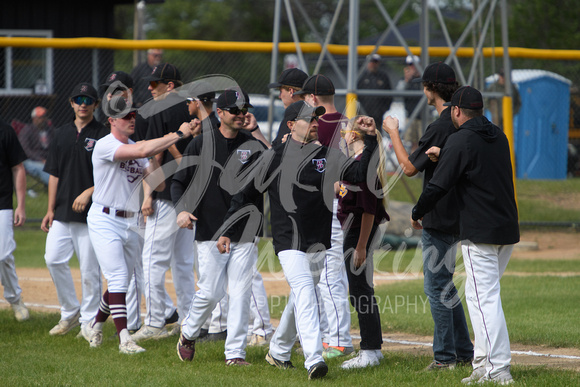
left=424, top=360, right=457, bottom=371
left=176, top=334, right=196, bottom=362
left=131, top=325, right=169, bottom=342
left=81, top=323, right=103, bottom=348
left=322, top=345, right=354, bottom=359
left=11, top=299, right=29, bottom=322
left=475, top=367, right=513, bottom=385
left=341, top=350, right=380, bottom=369
left=119, top=339, right=146, bottom=354
left=225, top=358, right=251, bottom=366
left=265, top=351, right=295, bottom=369
left=248, top=332, right=272, bottom=347
left=307, top=361, right=328, bottom=380
left=461, top=367, right=486, bottom=384
left=49, top=310, right=81, bottom=335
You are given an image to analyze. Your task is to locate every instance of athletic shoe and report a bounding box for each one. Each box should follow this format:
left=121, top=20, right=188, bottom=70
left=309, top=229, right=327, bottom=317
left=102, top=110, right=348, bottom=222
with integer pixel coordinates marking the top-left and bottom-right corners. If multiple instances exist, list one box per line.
left=131, top=325, right=169, bottom=342
left=81, top=323, right=103, bottom=348
left=322, top=345, right=354, bottom=359
left=225, top=358, right=251, bottom=366
left=11, top=299, right=29, bottom=322
left=248, top=332, right=272, bottom=347
left=265, top=351, right=295, bottom=369
left=119, top=339, right=146, bottom=354
left=166, top=323, right=181, bottom=337
left=477, top=367, right=513, bottom=385
left=49, top=310, right=81, bottom=335
left=165, top=310, right=179, bottom=325
left=307, top=361, right=328, bottom=380
left=341, top=350, right=380, bottom=369
left=461, top=367, right=486, bottom=384
left=176, top=334, right=196, bottom=362
left=374, top=349, right=384, bottom=361
left=424, top=360, right=457, bottom=371
left=198, top=330, right=227, bottom=342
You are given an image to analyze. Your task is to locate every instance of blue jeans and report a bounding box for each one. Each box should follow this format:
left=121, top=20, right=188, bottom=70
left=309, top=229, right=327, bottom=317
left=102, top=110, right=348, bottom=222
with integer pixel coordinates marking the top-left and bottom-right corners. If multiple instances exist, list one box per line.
left=23, top=159, right=50, bottom=186
left=422, top=228, right=473, bottom=363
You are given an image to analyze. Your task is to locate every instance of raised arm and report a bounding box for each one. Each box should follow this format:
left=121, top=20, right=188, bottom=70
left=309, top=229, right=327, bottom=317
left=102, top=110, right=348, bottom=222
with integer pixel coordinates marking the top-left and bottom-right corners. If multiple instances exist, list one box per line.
left=383, top=116, right=418, bottom=176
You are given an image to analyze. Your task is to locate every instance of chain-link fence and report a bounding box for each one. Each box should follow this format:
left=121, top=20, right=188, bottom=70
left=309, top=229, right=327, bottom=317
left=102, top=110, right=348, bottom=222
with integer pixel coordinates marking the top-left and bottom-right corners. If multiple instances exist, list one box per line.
left=2, top=40, right=580, bottom=219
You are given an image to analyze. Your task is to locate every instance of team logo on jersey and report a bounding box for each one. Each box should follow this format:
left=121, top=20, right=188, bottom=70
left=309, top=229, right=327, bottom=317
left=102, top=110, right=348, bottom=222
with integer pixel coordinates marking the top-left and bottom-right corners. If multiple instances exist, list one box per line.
left=120, top=159, right=144, bottom=183
left=237, top=149, right=252, bottom=164
left=312, top=158, right=326, bottom=173
left=338, top=183, right=348, bottom=198
left=84, top=138, right=97, bottom=151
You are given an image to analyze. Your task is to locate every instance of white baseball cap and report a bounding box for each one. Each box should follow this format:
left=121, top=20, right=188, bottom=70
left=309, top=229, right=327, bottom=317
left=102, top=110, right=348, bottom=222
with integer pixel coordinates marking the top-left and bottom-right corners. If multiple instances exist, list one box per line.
left=405, top=55, right=420, bottom=65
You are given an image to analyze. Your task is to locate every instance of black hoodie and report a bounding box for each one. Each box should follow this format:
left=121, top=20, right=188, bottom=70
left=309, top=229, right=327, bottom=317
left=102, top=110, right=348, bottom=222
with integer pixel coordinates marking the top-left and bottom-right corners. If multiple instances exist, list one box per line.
left=412, top=115, right=519, bottom=245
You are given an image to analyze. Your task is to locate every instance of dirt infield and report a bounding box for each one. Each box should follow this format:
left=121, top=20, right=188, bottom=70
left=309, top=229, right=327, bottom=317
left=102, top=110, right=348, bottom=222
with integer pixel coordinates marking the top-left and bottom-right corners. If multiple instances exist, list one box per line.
left=2, top=230, right=579, bottom=371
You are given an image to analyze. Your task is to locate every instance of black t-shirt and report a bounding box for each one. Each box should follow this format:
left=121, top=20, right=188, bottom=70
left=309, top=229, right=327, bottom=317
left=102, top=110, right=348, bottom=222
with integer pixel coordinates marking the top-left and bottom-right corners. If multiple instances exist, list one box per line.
left=272, top=121, right=290, bottom=148
left=423, top=116, right=520, bottom=245
left=0, top=119, right=27, bottom=210
left=44, top=118, right=109, bottom=223
left=408, top=108, right=460, bottom=235
left=145, top=93, right=192, bottom=201
left=171, top=125, right=266, bottom=242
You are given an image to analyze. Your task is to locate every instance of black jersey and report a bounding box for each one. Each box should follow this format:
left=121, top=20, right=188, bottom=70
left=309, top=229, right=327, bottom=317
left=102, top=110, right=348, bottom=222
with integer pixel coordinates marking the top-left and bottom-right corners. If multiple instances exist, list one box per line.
left=171, top=124, right=266, bottom=242
left=224, top=135, right=378, bottom=255
left=408, top=107, right=460, bottom=235
left=146, top=93, right=192, bottom=201
left=0, top=118, right=27, bottom=210
left=44, top=118, right=109, bottom=223
left=413, top=116, right=519, bottom=245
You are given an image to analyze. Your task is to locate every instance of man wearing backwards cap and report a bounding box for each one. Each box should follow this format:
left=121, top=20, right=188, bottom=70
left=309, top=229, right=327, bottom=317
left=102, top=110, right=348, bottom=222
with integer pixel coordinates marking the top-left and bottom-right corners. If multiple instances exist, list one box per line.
left=269, top=68, right=308, bottom=146
left=411, top=86, right=519, bottom=385
left=41, top=83, right=108, bottom=337
left=83, top=96, right=196, bottom=354
left=215, top=101, right=379, bottom=380
left=296, top=74, right=354, bottom=359
left=173, top=88, right=267, bottom=366
left=384, top=62, right=474, bottom=372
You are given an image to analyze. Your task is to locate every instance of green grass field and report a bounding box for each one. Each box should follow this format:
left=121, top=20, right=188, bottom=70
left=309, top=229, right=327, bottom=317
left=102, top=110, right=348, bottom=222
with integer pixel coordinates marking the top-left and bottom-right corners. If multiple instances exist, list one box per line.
left=3, top=178, right=579, bottom=385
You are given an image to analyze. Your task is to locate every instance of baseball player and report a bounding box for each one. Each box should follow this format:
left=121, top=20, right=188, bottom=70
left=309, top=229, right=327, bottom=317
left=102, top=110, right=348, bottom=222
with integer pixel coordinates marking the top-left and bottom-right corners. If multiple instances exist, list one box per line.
left=0, top=116, right=29, bottom=322
left=217, top=102, right=379, bottom=380
left=384, top=62, right=474, bottom=370
left=82, top=96, right=196, bottom=354
left=131, top=63, right=197, bottom=342
left=41, top=83, right=107, bottom=336
left=295, top=74, right=353, bottom=358
left=173, top=89, right=266, bottom=366
left=411, top=86, right=519, bottom=384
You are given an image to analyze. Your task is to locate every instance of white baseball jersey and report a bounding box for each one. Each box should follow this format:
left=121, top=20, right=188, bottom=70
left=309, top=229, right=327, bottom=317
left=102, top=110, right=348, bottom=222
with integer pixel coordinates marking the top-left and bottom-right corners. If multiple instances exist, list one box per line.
left=92, top=133, right=149, bottom=212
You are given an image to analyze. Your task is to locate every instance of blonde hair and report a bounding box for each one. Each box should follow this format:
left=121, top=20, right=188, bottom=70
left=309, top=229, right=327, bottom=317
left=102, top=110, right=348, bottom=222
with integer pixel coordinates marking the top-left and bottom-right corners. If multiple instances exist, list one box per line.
left=346, top=116, right=389, bottom=210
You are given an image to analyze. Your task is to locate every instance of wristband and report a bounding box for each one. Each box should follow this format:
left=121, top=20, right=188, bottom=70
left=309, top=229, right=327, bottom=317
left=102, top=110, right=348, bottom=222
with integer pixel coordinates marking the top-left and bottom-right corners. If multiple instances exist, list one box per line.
left=249, top=126, right=259, bottom=133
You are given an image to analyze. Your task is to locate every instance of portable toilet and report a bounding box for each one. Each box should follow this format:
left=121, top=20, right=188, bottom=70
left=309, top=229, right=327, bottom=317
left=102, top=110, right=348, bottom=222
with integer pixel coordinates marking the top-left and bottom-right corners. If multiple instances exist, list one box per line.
left=511, top=70, right=571, bottom=179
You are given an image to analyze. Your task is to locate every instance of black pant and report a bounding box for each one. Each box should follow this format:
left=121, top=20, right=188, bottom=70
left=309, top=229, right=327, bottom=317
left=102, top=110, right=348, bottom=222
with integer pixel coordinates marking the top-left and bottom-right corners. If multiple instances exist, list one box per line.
left=343, top=224, right=383, bottom=350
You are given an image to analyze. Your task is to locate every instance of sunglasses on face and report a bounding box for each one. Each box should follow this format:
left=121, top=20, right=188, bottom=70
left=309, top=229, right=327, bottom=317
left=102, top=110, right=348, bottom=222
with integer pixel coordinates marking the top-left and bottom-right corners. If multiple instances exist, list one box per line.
left=223, top=107, right=248, bottom=115
left=72, top=96, right=95, bottom=106
left=296, top=115, right=319, bottom=123
left=121, top=112, right=137, bottom=120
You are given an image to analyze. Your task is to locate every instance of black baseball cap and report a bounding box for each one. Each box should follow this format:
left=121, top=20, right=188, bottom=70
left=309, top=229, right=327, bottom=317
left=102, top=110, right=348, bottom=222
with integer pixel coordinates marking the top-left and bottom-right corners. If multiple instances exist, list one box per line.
left=268, top=68, right=309, bottom=89
left=181, top=80, right=216, bottom=102
left=70, top=83, right=98, bottom=100
left=284, top=100, right=326, bottom=122
left=103, top=95, right=138, bottom=118
left=443, top=86, right=484, bottom=109
left=216, top=88, right=253, bottom=109
left=143, top=63, right=181, bottom=83
left=415, top=62, right=457, bottom=84
left=100, top=71, right=134, bottom=96
left=294, top=74, right=335, bottom=96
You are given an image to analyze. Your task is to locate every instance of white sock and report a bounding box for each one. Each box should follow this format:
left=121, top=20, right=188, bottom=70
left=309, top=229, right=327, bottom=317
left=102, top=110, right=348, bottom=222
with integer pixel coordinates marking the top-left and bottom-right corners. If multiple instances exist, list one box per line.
left=119, top=328, right=131, bottom=343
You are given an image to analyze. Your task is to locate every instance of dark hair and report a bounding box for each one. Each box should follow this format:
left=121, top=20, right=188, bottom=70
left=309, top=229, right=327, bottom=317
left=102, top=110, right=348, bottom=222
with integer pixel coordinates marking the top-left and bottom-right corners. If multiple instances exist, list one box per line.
left=423, top=81, right=459, bottom=102
left=459, top=107, right=484, bottom=119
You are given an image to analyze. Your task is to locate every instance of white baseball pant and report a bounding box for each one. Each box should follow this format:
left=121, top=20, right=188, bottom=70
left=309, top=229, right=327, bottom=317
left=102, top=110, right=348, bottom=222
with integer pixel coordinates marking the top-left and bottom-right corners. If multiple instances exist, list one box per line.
left=44, top=220, right=102, bottom=325
left=181, top=241, right=254, bottom=360
left=269, top=250, right=326, bottom=370
left=87, top=204, right=141, bottom=293
left=0, top=210, right=23, bottom=304
left=142, top=199, right=195, bottom=327
left=317, top=199, right=352, bottom=347
left=462, top=240, right=513, bottom=379
left=249, top=240, right=273, bottom=337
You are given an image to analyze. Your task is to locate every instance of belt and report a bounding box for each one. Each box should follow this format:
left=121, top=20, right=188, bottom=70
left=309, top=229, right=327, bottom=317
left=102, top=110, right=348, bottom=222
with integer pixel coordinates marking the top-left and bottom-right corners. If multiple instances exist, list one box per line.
left=102, top=206, right=135, bottom=218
